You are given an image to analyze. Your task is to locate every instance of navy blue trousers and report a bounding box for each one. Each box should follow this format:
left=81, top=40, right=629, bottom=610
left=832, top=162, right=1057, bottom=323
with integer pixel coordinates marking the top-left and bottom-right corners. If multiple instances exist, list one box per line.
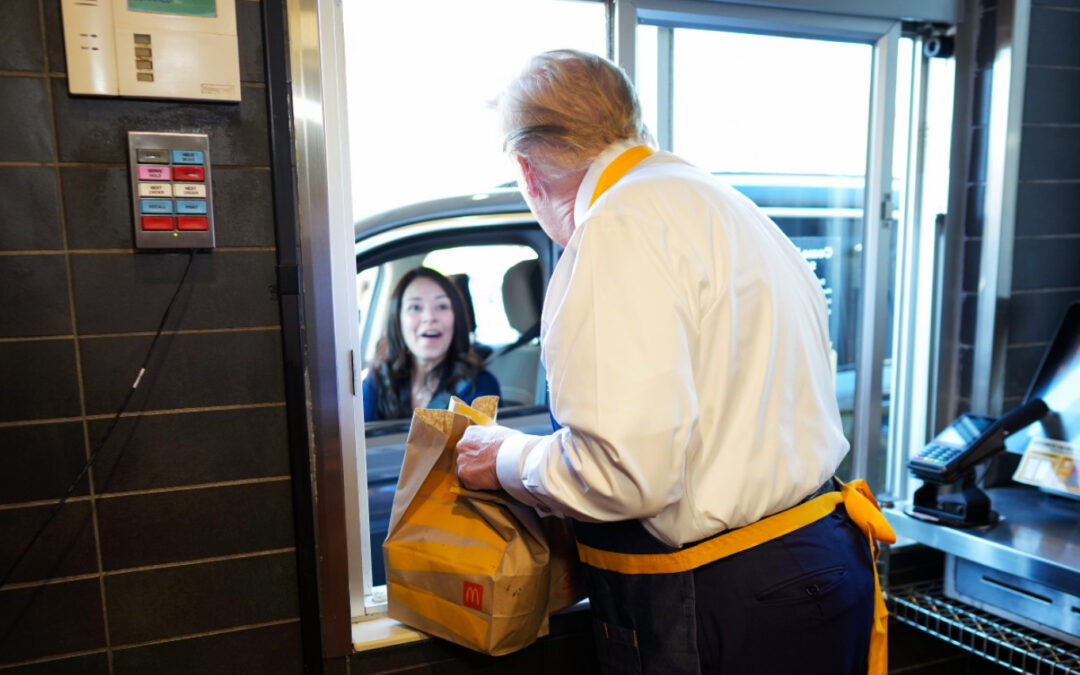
left=573, top=503, right=875, bottom=674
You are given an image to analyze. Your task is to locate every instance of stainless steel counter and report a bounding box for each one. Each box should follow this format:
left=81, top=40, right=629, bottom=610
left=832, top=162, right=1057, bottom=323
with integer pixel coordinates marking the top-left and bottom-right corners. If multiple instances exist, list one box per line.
left=884, top=485, right=1080, bottom=594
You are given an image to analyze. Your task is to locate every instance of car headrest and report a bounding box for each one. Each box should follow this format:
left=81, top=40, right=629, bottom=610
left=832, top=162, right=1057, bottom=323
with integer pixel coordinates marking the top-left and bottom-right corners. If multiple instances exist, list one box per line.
left=446, top=273, right=477, bottom=333
left=502, top=259, right=542, bottom=334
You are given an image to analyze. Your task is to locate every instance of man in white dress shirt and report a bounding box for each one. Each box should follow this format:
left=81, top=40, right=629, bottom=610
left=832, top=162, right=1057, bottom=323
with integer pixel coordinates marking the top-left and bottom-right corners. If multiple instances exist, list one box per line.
left=457, top=49, right=878, bottom=674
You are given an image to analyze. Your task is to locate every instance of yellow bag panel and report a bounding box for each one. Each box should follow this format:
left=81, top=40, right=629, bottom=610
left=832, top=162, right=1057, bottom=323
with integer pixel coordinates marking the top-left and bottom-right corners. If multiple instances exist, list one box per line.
left=389, top=577, right=489, bottom=649
left=400, top=486, right=508, bottom=549
left=386, top=540, right=503, bottom=576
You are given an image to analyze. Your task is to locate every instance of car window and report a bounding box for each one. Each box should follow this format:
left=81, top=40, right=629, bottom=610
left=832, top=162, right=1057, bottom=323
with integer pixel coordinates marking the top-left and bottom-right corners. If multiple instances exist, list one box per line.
left=358, top=243, right=545, bottom=422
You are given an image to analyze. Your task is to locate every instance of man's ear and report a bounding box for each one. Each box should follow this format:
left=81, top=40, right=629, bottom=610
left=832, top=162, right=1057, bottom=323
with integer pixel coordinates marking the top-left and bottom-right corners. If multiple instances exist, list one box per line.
left=516, top=155, right=543, bottom=199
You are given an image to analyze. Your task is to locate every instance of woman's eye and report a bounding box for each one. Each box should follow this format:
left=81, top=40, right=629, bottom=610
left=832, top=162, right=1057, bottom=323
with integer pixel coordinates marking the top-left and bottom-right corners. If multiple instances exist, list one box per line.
left=405, top=303, right=420, bottom=312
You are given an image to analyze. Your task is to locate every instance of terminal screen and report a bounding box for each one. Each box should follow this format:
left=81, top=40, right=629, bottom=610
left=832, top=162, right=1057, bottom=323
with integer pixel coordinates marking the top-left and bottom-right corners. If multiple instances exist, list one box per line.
left=934, top=414, right=993, bottom=448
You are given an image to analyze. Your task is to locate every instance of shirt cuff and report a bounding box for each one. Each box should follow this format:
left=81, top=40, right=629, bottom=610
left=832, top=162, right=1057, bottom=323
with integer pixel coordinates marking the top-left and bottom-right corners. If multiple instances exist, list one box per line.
left=496, top=431, right=545, bottom=510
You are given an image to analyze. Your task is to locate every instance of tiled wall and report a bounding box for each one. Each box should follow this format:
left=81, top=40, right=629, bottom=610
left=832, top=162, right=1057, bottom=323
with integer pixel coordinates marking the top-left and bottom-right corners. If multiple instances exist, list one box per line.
left=958, top=0, right=1080, bottom=411
left=0, top=0, right=303, bottom=672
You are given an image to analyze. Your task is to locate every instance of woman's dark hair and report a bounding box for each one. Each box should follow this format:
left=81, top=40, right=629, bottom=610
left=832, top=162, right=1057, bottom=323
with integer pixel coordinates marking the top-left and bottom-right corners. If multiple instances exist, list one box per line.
left=370, top=267, right=482, bottom=418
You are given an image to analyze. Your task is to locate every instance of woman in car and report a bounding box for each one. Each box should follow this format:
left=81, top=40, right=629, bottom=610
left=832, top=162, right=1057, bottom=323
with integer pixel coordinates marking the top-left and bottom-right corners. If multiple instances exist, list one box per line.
left=363, top=267, right=500, bottom=421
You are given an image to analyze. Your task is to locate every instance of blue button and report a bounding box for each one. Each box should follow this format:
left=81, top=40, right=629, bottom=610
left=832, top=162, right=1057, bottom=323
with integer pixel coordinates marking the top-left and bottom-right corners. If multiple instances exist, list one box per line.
left=171, top=150, right=205, bottom=165
left=175, top=200, right=208, bottom=214
left=140, top=199, right=173, bottom=214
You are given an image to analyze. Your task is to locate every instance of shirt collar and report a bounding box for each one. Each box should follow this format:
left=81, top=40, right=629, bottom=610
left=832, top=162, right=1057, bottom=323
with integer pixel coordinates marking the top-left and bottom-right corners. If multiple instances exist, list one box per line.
left=574, top=139, right=646, bottom=226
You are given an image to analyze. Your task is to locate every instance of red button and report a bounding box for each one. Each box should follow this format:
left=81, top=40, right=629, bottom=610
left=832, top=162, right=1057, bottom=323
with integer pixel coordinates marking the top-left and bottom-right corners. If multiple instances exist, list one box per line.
left=141, top=216, right=174, bottom=230
left=173, top=167, right=205, bottom=181
left=177, top=216, right=209, bottom=230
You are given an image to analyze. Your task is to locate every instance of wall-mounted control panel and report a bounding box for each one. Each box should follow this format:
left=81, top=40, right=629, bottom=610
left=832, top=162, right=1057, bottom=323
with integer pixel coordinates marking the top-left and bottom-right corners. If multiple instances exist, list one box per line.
left=60, top=0, right=240, bottom=101
left=128, top=131, right=215, bottom=249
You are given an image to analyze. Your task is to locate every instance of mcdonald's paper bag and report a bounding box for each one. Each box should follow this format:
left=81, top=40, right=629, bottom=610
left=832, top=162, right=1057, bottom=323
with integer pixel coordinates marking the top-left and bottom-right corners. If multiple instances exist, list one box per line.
left=383, top=395, right=582, bottom=656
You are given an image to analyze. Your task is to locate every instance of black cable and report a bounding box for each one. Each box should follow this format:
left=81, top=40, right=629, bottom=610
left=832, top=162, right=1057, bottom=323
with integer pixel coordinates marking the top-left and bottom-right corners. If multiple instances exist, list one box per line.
left=0, top=250, right=197, bottom=591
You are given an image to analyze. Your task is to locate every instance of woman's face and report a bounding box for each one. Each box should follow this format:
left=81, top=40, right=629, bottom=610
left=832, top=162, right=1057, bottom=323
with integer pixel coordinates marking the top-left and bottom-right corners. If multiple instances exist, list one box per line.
left=399, top=276, right=455, bottom=368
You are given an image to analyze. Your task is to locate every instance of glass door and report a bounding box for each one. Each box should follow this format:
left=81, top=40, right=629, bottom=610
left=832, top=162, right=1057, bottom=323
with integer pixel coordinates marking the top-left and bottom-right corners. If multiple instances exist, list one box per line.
left=623, top=2, right=902, bottom=490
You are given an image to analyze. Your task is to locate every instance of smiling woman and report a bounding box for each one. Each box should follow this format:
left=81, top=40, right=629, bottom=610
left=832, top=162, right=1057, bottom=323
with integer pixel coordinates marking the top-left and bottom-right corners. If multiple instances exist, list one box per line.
left=361, top=267, right=500, bottom=421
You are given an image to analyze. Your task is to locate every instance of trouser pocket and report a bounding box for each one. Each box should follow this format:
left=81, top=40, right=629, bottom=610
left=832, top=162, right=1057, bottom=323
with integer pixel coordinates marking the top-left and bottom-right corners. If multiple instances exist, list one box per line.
left=593, top=617, right=642, bottom=675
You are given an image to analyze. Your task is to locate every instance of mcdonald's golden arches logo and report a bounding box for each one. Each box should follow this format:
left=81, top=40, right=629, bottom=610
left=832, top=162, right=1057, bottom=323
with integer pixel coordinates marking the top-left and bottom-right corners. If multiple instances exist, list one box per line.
left=463, top=581, right=483, bottom=611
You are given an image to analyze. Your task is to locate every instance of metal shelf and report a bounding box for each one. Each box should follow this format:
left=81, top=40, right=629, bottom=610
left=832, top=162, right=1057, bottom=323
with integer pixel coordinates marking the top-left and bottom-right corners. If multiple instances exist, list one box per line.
left=889, top=582, right=1080, bottom=674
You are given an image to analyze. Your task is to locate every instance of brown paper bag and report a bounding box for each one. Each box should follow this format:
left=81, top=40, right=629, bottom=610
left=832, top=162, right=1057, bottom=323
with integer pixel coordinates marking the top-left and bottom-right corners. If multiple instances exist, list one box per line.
left=383, top=395, right=582, bottom=656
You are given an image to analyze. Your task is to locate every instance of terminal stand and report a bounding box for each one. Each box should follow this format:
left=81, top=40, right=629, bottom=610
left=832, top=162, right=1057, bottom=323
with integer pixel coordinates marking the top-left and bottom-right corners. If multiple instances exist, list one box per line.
left=910, top=471, right=997, bottom=527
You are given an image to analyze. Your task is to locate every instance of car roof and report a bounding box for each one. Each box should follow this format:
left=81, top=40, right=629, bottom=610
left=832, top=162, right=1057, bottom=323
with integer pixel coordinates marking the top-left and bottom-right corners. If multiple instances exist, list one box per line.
left=354, top=189, right=530, bottom=243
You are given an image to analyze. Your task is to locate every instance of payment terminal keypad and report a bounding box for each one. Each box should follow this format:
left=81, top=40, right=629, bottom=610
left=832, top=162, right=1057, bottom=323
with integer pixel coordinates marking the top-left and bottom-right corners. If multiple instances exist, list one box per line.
left=128, top=131, right=215, bottom=249
left=909, top=444, right=965, bottom=475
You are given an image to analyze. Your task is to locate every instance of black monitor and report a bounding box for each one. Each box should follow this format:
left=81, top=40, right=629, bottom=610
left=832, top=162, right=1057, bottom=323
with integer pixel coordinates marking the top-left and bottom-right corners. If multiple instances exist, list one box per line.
left=1005, top=302, right=1080, bottom=454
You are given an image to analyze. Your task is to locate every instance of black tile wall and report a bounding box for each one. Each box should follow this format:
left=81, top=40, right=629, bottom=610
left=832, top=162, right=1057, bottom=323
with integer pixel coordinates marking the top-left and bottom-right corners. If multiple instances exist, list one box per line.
left=0, top=0, right=303, bottom=671
left=0, top=167, right=63, bottom=251
left=0, top=339, right=81, bottom=422
left=79, top=330, right=286, bottom=415
left=3, top=653, right=109, bottom=675
left=1036, top=0, right=1080, bottom=7
left=40, top=0, right=66, bottom=74
left=0, top=0, right=45, bottom=73
left=1012, top=237, right=1080, bottom=290
left=60, top=167, right=133, bottom=250
left=1007, top=290, right=1080, bottom=343
left=1018, top=126, right=1080, bottom=181
left=236, top=0, right=268, bottom=85
left=0, top=422, right=88, bottom=503
left=1028, top=6, right=1080, bottom=66
left=1005, top=343, right=1047, bottom=399
left=96, top=480, right=294, bottom=570
left=210, top=169, right=277, bottom=247
left=70, top=251, right=280, bottom=334
left=0, top=78, right=54, bottom=162
left=89, top=406, right=289, bottom=493
left=0, top=254, right=70, bottom=337
left=0, top=501, right=97, bottom=584
left=104, top=552, right=298, bottom=645
left=51, top=79, right=269, bottom=166
left=1023, top=67, right=1080, bottom=124
left=112, top=622, right=302, bottom=675
left=0, top=579, right=106, bottom=664
left=1015, top=182, right=1080, bottom=237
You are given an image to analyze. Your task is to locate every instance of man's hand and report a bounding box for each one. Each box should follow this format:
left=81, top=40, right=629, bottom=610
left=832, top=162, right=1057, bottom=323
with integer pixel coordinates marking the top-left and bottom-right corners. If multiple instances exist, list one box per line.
left=456, top=424, right=518, bottom=490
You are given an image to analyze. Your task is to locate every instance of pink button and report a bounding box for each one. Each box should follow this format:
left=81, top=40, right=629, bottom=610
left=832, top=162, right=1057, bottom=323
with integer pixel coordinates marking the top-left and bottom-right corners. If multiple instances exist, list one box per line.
left=138, top=165, right=170, bottom=180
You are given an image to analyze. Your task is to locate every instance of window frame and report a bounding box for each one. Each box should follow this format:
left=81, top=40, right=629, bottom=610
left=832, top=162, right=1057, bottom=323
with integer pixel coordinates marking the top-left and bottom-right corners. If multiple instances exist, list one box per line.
left=289, top=0, right=964, bottom=657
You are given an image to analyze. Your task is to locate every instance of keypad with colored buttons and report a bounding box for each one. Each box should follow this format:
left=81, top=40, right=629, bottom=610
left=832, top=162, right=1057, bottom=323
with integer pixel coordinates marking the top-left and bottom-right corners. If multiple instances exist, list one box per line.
left=909, top=444, right=965, bottom=474
left=128, top=131, right=215, bottom=249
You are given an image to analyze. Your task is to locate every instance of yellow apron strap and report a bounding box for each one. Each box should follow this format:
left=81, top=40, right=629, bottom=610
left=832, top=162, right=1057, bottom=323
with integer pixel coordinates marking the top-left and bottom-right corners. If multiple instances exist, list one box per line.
left=589, top=145, right=655, bottom=207
left=840, top=479, right=896, bottom=675
left=576, top=491, right=843, bottom=575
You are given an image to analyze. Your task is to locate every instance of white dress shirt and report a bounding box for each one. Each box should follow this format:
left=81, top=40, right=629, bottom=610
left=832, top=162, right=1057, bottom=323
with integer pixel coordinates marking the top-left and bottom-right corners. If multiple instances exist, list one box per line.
left=496, top=139, right=849, bottom=548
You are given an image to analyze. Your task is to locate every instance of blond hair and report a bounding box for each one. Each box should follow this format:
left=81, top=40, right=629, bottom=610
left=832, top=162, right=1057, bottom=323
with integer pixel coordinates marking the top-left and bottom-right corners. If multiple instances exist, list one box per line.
left=500, top=49, right=653, bottom=174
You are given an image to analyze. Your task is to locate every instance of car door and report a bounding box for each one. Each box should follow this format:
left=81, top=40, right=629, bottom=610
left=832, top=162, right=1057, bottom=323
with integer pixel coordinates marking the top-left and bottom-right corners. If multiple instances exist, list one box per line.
left=355, top=191, right=559, bottom=585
